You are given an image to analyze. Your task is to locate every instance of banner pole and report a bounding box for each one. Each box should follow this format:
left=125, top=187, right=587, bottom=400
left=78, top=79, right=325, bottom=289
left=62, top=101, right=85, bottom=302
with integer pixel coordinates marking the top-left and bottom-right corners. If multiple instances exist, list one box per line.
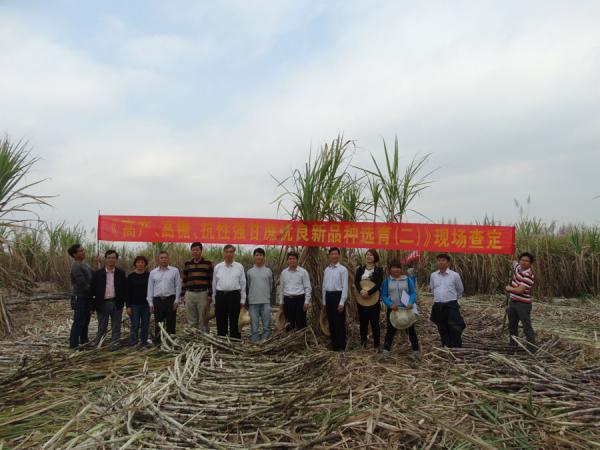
left=96, top=210, right=101, bottom=269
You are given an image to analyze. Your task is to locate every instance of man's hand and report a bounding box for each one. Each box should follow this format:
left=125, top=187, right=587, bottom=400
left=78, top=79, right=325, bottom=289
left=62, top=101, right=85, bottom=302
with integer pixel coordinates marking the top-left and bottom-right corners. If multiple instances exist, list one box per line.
left=180, top=295, right=185, bottom=306
left=391, top=304, right=399, bottom=311
left=505, top=285, right=512, bottom=293
left=208, top=296, right=212, bottom=305
left=149, top=306, right=154, bottom=313
left=126, top=307, right=132, bottom=317
left=241, top=302, right=246, bottom=309
left=360, top=289, right=368, bottom=298
left=172, top=303, right=178, bottom=312
left=337, top=304, right=344, bottom=313
left=406, top=303, right=413, bottom=310
left=303, top=303, right=309, bottom=312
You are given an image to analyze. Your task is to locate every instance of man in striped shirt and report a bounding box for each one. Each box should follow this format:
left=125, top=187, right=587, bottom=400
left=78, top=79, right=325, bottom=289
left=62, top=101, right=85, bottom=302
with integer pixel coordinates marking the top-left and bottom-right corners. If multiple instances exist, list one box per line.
left=505, top=252, right=536, bottom=353
left=182, top=242, right=213, bottom=332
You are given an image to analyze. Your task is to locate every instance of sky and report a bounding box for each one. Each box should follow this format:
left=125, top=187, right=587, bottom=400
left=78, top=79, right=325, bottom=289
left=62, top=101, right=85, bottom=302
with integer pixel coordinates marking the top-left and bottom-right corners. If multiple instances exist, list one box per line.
left=1, top=0, right=599, bottom=233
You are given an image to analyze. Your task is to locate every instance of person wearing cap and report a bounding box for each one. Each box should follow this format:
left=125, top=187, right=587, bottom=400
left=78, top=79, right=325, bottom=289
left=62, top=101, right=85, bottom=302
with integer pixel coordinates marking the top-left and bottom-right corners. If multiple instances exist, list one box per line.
left=381, top=260, right=420, bottom=360
left=322, top=247, right=349, bottom=352
left=429, top=253, right=465, bottom=348
left=354, top=249, right=384, bottom=350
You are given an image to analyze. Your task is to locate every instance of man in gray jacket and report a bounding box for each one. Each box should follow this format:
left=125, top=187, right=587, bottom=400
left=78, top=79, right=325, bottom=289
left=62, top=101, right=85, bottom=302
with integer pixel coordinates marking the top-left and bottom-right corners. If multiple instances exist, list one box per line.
left=245, top=248, right=275, bottom=343
left=68, top=243, right=93, bottom=349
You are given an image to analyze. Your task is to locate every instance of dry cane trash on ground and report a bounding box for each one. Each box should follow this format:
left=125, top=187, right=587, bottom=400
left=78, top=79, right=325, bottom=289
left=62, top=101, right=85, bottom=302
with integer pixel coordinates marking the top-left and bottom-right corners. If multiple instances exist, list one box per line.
left=0, top=291, right=599, bottom=449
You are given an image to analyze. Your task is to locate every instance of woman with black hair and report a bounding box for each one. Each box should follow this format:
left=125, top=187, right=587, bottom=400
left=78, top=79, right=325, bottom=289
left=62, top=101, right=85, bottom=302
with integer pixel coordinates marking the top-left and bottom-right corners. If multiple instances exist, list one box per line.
left=354, top=249, right=384, bottom=350
left=126, top=255, right=150, bottom=347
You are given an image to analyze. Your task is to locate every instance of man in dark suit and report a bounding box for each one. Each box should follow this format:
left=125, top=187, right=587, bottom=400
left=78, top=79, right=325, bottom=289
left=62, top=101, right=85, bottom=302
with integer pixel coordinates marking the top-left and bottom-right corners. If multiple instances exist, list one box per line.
left=91, top=249, right=127, bottom=348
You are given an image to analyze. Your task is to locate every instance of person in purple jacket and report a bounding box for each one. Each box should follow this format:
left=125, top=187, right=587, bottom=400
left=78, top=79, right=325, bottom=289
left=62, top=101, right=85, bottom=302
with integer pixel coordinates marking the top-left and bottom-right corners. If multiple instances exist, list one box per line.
left=381, top=260, right=420, bottom=360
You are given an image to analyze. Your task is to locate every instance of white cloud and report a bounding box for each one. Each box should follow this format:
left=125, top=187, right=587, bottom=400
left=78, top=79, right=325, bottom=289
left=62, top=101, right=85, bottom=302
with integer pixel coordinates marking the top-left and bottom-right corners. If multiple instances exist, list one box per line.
left=2, top=1, right=600, bottom=232
left=0, top=19, right=156, bottom=136
left=121, top=34, right=216, bottom=69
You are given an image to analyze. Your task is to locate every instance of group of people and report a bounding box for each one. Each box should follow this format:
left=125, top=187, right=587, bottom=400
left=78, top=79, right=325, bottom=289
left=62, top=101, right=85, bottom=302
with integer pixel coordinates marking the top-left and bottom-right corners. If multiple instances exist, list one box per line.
left=68, top=241, right=537, bottom=356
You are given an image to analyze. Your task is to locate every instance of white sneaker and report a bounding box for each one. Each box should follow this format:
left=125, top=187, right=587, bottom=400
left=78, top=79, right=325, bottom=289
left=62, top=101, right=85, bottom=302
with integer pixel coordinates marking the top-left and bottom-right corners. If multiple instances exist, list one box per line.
left=412, top=350, right=421, bottom=361
left=381, top=349, right=391, bottom=359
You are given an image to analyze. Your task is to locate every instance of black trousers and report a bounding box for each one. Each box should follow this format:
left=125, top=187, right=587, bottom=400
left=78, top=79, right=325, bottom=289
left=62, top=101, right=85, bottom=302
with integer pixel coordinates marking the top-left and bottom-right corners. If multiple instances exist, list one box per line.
left=215, top=290, right=241, bottom=338
left=69, top=295, right=91, bottom=348
left=325, top=291, right=346, bottom=351
left=283, top=295, right=307, bottom=330
left=508, top=301, right=536, bottom=352
left=357, top=302, right=381, bottom=348
left=154, top=295, right=176, bottom=344
left=383, top=308, right=419, bottom=351
left=430, top=301, right=465, bottom=348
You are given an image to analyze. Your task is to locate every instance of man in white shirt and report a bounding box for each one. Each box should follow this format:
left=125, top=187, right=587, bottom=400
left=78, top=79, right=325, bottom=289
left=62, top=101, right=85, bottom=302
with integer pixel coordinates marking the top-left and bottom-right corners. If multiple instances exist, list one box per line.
left=322, top=247, right=349, bottom=351
left=212, top=244, right=246, bottom=338
left=429, top=253, right=466, bottom=348
left=279, top=251, right=311, bottom=330
left=147, top=251, right=181, bottom=345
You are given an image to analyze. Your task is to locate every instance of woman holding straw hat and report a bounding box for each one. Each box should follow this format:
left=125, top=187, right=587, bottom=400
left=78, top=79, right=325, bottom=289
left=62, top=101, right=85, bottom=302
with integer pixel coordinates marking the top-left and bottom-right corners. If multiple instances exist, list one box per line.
left=354, top=249, right=384, bottom=350
left=381, top=260, right=421, bottom=360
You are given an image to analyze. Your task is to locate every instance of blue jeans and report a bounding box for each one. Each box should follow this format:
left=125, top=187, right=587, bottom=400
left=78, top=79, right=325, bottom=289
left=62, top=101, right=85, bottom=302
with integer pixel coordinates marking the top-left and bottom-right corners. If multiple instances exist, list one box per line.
left=129, top=304, right=150, bottom=346
left=69, top=295, right=91, bottom=348
left=249, top=303, right=271, bottom=343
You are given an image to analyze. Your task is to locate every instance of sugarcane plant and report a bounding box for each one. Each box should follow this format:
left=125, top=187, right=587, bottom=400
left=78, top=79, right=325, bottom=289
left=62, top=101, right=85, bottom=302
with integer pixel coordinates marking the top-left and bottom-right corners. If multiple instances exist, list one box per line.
left=0, top=137, right=53, bottom=294
left=274, top=135, right=435, bottom=331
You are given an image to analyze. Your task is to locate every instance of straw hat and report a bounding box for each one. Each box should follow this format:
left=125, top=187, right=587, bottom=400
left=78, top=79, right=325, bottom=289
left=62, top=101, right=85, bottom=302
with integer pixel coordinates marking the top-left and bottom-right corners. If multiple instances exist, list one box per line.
left=356, top=280, right=380, bottom=307
left=319, top=308, right=331, bottom=336
left=390, top=308, right=418, bottom=330
left=275, top=307, right=287, bottom=331
left=204, top=303, right=215, bottom=324
left=238, top=307, right=251, bottom=332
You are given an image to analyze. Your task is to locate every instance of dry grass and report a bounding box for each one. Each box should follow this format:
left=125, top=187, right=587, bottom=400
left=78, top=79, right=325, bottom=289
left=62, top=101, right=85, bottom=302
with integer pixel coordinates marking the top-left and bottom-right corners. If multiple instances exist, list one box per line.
left=0, top=289, right=599, bottom=449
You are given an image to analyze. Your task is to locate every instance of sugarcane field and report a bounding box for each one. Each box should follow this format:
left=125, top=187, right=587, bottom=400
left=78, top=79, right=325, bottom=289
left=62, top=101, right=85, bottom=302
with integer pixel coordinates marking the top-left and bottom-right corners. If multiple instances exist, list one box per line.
left=2, top=2, right=600, bottom=449
left=1, top=280, right=600, bottom=449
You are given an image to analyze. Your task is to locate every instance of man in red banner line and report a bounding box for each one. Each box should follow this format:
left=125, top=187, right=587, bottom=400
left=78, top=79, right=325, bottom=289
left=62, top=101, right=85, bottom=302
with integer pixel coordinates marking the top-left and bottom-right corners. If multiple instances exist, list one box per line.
left=429, top=253, right=466, bottom=348
left=181, top=242, right=213, bottom=333
left=147, top=251, right=181, bottom=345
left=323, top=247, right=349, bottom=352
left=213, top=244, right=246, bottom=339
left=279, top=251, right=312, bottom=330
left=505, top=252, right=536, bottom=353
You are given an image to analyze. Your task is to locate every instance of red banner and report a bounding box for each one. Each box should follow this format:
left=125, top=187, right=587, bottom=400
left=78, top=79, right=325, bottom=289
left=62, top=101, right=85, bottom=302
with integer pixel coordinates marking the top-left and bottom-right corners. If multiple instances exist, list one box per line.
left=98, top=215, right=515, bottom=254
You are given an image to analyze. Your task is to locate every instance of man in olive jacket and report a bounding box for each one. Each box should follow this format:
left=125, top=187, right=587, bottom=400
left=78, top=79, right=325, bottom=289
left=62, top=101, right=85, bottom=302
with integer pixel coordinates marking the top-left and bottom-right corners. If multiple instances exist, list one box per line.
left=91, top=250, right=127, bottom=348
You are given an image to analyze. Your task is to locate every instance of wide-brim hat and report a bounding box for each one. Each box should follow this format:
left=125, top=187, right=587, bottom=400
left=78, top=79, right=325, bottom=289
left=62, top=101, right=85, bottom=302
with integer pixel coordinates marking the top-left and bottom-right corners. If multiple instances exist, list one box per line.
left=390, top=308, right=418, bottom=330
left=238, top=307, right=251, bottom=332
left=319, top=308, right=331, bottom=336
left=204, top=303, right=215, bottom=324
left=275, top=307, right=287, bottom=331
left=356, top=280, right=380, bottom=307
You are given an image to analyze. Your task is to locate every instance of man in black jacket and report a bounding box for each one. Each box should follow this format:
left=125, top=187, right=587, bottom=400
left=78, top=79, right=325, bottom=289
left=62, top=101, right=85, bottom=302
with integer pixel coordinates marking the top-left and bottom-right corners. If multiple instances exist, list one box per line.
left=91, top=249, right=127, bottom=348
